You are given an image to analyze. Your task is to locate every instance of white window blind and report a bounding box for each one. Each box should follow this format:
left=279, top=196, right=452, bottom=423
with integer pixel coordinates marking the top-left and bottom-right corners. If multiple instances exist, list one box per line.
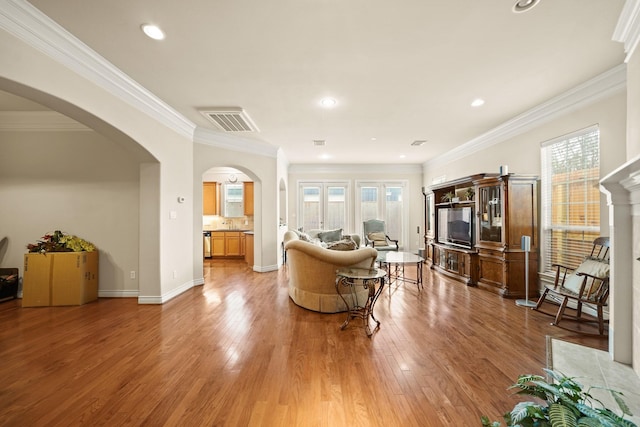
left=540, top=126, right=600, bottom=272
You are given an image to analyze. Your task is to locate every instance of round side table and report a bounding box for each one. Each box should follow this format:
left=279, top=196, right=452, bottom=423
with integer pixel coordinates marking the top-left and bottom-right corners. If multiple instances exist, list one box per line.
left=335, top=267, right=386, bottom=337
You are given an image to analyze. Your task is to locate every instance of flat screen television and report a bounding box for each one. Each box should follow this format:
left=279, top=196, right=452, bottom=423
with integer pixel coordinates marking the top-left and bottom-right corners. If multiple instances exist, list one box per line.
left=437, top=206, right=473, bottom=249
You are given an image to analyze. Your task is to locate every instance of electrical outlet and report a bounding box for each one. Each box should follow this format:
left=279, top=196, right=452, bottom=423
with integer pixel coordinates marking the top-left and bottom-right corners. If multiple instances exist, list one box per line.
left=130, top=271, right=136, bottom=279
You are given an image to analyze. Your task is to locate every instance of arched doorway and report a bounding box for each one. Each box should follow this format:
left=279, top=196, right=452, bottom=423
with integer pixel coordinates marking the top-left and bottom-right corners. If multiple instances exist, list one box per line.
left=0, top=86, right=161, bottom=299
left=201, top=166, right=255, bottom=268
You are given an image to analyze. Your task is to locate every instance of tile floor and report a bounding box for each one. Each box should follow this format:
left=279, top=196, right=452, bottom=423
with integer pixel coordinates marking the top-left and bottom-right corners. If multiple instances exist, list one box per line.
left=548, top=337, right=640, bottom=425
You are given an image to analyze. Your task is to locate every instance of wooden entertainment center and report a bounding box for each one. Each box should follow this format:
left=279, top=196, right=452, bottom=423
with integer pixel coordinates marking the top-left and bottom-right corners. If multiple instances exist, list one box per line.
left=423, top=173, right=538, bottom=298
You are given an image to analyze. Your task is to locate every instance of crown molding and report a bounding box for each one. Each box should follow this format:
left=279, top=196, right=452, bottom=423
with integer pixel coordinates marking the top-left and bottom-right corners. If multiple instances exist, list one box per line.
left=288, top=163, right=423, bottom=175
left=0, top=0, right=196, bottom=139
left=193, top=126, right=279, bottom=158
left=0, top=111, right=90, bottom=131
left=613, top=0, right=640, bottom=62
left=424, top=64, right=627, bottom=170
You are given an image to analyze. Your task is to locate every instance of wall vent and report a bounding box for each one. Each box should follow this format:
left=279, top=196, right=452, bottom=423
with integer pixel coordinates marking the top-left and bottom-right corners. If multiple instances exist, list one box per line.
left=199, top=107, right=259, bottom=132
left=313, top=139, right=326, bottom=146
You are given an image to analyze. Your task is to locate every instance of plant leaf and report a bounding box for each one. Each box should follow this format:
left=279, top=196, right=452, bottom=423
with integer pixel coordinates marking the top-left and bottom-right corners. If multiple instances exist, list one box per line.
left=549, top=403, right=577, bottom=427
left=574, top=403, right=638, bottom=427
left=576, top=416, right=604, bottom=427
left=610, top=390, right=633, bottom=417
left=510, top=401, right=542, bottom=422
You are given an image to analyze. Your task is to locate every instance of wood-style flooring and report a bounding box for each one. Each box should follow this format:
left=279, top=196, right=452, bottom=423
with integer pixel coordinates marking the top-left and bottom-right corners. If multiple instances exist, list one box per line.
left=0, top=259, right=607, bottom=426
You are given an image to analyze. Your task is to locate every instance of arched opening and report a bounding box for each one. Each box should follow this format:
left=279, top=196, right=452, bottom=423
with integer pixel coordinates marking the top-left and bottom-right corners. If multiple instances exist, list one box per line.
left=200, top=166, right=257, bottom=270
left=0, top=84, right=160, bottom=300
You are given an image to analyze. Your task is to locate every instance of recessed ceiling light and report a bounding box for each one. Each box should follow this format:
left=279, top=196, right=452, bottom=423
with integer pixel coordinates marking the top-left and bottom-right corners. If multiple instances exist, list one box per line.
left=471, top=98, right=485, bottom=107
left=319, top=97, right=337, bottom=108
left=399, top=154, right=406, bottom=159
left=513, top=0, right=540, bottom=13
left=141, top=24, right=165, bottom=40
left=319, top=153, right=332, bottom=160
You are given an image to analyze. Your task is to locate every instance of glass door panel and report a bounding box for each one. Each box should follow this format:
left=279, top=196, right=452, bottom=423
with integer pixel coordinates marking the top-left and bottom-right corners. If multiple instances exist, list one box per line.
left=425, top=193, right=434, bottom=238
left=325, top=186, right=346, bottom=230
left=360, top=186, right=378, bottom=221
left=479, top=185, right=502, bottom=243
left=385, top=186, right=403, bottom=242
left=301, top=186, right=321, bottom=231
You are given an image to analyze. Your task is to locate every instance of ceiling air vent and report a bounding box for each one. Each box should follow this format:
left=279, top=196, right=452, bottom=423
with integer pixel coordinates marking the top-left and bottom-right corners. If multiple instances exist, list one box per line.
left=411, top=140, right=427, bottom=146
left=199, top=107, right=259, bottom=132
left=313, top=139, right=326, bottom=146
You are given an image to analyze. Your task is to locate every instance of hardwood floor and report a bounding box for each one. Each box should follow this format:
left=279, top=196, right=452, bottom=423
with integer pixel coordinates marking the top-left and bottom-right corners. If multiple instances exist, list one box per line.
left=0, top=259, right=607, bottom=426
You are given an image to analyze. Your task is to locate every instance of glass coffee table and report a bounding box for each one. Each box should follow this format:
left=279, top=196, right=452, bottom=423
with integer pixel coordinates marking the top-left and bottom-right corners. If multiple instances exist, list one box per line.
left=335, top=267, right=386, bottom=337
left=377, top=251, right=424, bottom=293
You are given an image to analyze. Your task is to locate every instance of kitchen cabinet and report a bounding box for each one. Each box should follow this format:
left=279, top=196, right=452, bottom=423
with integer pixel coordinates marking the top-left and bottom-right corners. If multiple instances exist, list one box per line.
left=243, top=182, right=254, bottom=216
left=211, top=232, right=225, bottom=257
left=225, top=232, right=241, bottom=256
left=203, top=182, right=220, bottom=215
left=210, top=231, right=243, bottom=257
left=245, top=233, right=254, bottom=267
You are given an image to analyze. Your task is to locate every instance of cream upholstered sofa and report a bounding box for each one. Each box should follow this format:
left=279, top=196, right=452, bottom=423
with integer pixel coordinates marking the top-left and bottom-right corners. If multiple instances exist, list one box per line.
left=284, top=230, right=378, bottom=313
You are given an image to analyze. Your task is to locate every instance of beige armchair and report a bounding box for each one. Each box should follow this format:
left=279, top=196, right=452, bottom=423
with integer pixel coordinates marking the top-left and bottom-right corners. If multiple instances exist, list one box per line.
left=284, top=231, right=378, bottom=313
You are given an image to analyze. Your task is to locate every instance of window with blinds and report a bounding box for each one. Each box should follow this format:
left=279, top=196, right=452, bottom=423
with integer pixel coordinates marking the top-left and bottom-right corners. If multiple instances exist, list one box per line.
left=540, top=126, right=600, bottom=273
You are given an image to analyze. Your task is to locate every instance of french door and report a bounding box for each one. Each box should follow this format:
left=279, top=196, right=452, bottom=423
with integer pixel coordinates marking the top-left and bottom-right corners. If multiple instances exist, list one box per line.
left=357, top=181, right=407, bottom=248
left=298, top=182, right=349, bottom=232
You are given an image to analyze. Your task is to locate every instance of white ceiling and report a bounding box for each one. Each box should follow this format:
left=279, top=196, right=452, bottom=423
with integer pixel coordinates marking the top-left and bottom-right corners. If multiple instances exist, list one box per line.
left=3, top=0, right=628, bottom=164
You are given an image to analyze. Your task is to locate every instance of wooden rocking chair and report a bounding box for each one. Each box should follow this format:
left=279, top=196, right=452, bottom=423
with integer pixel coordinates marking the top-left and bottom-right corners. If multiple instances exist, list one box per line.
left=534, top=237, right=610, bottom=335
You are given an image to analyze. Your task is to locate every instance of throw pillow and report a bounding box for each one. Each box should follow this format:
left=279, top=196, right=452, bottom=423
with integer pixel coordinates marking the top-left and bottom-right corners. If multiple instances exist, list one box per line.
left=367, top=232, right=387, bottom=246
left=298, top=232, right=312, bottom=242
left=318, top=228, right=343, bottom=243
left=326, top=238, right=358, bottom=251
left=562, top=259, right=609, bottom=298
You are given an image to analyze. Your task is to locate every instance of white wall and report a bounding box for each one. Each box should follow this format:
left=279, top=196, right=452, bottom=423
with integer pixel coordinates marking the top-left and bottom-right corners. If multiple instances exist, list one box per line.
left=625, top=37, right=640, bottom=374
left=0, top=22, right=196, bottom=302
left=423, top=91, right=627, bottom=239
left=0, top=130, right=141, bottom=295
left=277, top=149, right=290, bottom=264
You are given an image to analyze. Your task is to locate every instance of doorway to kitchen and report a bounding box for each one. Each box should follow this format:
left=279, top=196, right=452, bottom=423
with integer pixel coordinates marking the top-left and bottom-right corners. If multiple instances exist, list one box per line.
left=202, top=167, right=255, bottom=268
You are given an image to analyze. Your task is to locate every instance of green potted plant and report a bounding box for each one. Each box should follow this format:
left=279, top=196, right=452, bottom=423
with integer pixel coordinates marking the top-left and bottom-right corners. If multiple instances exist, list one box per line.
left=442, top=191, right=456, bottom=203
left=27, top=230, right=95, bottom=253
left=465, top=187, right=475, bottom=201
left=481, top=369, right=636, bottom=427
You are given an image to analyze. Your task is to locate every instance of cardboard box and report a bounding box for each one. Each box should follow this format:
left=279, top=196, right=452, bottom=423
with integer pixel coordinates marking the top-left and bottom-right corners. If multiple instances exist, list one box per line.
left=23, top=251, right=99, bottom=307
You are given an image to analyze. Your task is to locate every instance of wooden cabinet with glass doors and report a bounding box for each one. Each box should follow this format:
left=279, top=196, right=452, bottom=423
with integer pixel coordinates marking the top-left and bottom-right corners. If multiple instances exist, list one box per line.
left=473, top=174, right=538, bottom=298
left=426, top=173, right=538, bottom=297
